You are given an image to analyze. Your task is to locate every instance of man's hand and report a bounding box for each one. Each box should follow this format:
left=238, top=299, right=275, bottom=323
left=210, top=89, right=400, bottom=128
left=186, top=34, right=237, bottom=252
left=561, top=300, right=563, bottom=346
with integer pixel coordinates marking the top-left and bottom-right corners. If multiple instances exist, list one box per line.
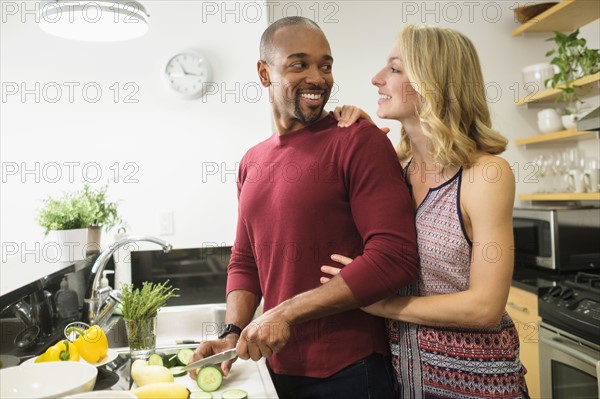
left=236, top=308, right=291, bottom=361
left=190, top=336, right=238, bottom=378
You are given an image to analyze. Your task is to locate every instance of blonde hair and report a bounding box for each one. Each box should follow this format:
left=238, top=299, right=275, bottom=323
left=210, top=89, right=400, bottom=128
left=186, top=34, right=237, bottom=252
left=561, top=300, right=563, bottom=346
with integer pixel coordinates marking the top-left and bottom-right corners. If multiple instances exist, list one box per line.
left=396, top=25, right=507, bottom=168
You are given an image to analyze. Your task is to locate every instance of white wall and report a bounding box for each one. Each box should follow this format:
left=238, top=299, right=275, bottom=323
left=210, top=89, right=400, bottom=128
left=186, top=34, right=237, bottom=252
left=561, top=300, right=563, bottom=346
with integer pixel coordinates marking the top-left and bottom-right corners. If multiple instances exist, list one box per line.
left=2, top=1, right=599, bottom=259
left=290, top=0, right=599, bottom=199
left=1, top=1, right=272, bottom=255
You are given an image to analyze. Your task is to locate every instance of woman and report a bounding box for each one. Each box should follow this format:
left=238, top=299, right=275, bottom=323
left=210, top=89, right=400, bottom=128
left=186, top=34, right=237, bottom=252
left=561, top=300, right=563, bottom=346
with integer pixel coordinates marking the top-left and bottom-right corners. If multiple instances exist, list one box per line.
left=324, top=25, right=529, bottom=398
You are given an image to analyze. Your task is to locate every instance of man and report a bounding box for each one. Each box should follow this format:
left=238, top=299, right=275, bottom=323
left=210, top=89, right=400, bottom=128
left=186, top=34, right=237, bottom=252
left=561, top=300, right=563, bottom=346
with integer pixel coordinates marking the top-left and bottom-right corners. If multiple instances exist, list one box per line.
left=191, top=17, right=419, bottom=398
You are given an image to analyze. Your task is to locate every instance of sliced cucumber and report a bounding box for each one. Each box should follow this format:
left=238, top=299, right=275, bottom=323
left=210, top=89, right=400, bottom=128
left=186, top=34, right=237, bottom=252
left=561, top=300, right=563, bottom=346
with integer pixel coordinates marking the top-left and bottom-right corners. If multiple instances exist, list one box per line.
left=159, top=352, right=172, bottom=368
left=196, top=365, right=223, bottom=392
left=176, top=348, right=195, bottom=366
left=170, top=366, right=187, bottom=377
left=167, top=353, right=179, bottom=367
left=222, top=389, right=248, bottom=399
left=147, top=353, right=164, bottom=366
left=190, top=392, right=213, bottom=399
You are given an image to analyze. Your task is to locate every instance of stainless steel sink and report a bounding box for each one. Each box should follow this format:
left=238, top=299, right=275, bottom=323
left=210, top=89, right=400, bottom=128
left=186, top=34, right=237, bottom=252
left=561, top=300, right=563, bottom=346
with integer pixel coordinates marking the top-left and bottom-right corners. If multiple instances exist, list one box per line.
left=0, top=317, right=26, bottom=350
left=104, top=303, right=230, bottom=350
left=0, top=317, right=67, bottom=360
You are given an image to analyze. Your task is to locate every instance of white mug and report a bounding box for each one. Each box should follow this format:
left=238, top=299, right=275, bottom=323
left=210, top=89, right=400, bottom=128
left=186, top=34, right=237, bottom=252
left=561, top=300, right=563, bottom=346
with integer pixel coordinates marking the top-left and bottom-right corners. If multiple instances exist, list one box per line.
left=583, top=168, right=600, bottom=193
left=537, top=108, right=562, bottom=134
left=566, top=169, right=585, bottom=193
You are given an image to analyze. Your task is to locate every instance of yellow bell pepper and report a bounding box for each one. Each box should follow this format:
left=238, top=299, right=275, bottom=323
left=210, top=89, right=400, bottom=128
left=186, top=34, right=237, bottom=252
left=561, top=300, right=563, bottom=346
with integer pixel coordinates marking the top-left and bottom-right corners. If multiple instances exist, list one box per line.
left=66, top=324, right=109, bottom=363
left=35, top=339, right=80, bottom=362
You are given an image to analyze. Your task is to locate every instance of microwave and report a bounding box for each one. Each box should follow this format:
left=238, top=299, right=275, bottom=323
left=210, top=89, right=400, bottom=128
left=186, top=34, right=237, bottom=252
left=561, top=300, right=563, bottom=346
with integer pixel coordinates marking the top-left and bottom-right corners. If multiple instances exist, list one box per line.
left=513, top=207, right=600, bottom=272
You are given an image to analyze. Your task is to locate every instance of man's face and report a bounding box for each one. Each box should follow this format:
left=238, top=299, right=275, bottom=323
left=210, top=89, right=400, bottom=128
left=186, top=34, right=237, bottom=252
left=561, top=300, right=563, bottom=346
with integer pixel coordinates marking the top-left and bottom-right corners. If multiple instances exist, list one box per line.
left=259, top=25, right=334, bottom=129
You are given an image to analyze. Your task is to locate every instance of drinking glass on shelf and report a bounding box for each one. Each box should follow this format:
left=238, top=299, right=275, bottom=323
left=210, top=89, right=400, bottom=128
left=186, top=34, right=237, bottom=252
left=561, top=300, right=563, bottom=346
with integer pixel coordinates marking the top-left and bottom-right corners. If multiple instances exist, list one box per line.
left=556, top=150, right=570, bottom=192
left=547, top=153, right=558, bottom=192
left=566, top=147, right=582, bottom=171
left=533, top=155, right=549, bottom=193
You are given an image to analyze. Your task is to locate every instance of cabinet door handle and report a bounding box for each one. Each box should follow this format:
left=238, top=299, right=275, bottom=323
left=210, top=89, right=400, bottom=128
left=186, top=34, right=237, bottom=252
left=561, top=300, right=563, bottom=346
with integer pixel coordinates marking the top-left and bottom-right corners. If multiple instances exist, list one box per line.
left=507, top=301, right=528, bottom=312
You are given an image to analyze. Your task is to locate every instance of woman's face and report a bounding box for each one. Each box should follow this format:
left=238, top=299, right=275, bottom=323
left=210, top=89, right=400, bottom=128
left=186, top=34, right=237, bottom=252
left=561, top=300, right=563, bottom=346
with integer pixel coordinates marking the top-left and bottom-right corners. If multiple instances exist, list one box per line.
left=371, top=43, right=420, bottom=122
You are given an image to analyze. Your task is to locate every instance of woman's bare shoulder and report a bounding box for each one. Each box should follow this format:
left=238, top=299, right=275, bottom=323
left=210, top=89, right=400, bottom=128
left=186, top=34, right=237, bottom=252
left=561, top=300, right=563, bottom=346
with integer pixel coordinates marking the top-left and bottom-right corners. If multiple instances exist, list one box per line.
left=461, top=153, right=515, bottom=208
left=464, top=153, right=513, bottom=185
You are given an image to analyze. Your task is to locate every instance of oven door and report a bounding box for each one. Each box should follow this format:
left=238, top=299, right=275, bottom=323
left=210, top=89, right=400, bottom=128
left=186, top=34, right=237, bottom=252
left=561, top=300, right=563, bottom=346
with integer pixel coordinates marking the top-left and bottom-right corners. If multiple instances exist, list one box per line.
left=539, top=322, right=600, bottom=399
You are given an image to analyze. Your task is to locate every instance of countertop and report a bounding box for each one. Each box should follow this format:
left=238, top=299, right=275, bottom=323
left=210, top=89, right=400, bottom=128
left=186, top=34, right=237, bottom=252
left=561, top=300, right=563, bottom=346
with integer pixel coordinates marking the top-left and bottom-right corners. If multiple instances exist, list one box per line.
left=0, top=255, right=96, bottom=314
left=107, top=349, right=278, bottom=398
left=0, top=256, right=75, bottom=297
left=511, top=266, right=564, bottom=294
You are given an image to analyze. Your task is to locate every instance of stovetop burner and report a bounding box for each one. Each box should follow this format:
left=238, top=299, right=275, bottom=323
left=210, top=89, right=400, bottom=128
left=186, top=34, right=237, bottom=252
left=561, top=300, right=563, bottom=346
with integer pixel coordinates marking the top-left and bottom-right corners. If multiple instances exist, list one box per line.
left=539, top=271, right=600, bottom=343
left=565, top=271, right=600, bottom=296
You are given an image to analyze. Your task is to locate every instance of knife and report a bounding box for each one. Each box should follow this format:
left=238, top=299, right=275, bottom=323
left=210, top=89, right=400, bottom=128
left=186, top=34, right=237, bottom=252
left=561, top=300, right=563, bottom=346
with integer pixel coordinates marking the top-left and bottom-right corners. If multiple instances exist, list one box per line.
left=181, top=348, right=237, bottom=371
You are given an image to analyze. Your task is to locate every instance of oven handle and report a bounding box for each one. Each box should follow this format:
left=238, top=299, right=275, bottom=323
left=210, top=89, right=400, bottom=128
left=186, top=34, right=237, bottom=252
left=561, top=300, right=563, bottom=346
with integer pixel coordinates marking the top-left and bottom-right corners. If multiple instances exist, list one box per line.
left=540, top=337, right=600, bottom=368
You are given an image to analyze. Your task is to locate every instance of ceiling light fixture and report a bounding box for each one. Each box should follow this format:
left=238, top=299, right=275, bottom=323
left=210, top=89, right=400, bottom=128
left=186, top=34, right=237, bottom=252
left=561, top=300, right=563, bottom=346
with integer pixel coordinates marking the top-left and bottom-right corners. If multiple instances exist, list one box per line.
left=39, top=0, right=149, bottom=42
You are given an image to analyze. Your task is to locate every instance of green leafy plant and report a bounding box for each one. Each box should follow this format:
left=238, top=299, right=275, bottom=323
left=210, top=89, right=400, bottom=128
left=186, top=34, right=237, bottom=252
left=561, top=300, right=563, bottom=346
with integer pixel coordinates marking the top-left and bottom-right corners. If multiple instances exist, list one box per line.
left=120, top=281, right=179, bottom=320
left=545, top=29, right=600, bottom=114
left=37, top=183, right=124, bottom=234
left=83, top=184, right=122, bottom=231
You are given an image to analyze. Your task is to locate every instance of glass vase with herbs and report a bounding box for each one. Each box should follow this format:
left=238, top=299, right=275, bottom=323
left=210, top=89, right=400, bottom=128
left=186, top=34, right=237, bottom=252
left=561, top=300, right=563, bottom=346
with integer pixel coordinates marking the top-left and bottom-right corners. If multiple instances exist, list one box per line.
left=120, top=281, right=179, bottom=360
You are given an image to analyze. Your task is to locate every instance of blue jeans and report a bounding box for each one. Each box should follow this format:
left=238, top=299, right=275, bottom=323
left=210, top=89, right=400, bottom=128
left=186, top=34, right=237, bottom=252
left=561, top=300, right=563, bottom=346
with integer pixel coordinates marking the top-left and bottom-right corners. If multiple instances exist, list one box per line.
left=268, top=352, right=398, bottom=399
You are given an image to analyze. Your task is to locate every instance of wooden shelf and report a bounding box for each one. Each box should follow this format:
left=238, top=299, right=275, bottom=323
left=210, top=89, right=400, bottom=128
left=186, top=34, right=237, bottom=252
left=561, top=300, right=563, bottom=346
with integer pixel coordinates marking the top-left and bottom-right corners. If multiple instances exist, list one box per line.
left=519, top=192, right=600, bottom=201
left=512, top=0, right=600, bottom=36
left=515, top=73, right=600, bottom=106
left=516, top=129, right=599, bottom=145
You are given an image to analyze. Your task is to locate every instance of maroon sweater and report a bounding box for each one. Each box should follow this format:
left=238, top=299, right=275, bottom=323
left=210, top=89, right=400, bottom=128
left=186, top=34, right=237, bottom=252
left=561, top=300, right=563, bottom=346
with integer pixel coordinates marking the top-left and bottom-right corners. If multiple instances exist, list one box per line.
left=227, top=113, right=418, bottom=377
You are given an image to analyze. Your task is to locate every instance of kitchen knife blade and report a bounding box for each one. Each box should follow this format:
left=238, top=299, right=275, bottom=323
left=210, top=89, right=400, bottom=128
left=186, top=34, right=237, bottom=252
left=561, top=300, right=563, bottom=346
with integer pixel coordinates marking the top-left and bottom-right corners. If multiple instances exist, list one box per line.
left=181, top=348, right=237, bottom=371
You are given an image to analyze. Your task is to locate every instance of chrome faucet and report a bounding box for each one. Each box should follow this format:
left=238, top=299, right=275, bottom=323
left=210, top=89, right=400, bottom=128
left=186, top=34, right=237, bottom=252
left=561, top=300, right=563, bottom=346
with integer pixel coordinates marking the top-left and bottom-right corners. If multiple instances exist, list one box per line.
left=83, top=236, right=172, bottom=327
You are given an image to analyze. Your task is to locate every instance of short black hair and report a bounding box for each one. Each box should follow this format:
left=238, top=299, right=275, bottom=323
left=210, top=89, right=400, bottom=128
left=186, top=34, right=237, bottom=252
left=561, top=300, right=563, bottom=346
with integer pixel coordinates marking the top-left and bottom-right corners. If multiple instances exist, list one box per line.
left=259, top=16, right=321, bottom=63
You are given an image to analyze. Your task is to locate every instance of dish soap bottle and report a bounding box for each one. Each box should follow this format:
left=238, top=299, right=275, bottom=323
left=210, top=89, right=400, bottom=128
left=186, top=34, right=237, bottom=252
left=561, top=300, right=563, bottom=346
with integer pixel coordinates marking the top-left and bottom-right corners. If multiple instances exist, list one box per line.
left=55, top=277, right=79, bottom=323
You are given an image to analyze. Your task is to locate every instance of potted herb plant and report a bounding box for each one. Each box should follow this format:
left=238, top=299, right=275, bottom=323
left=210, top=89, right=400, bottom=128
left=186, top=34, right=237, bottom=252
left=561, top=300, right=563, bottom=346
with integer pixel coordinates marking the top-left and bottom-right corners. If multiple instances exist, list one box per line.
left=37, top=183, right=124, bottom=262
left=545, top=29, right=600, bottom=129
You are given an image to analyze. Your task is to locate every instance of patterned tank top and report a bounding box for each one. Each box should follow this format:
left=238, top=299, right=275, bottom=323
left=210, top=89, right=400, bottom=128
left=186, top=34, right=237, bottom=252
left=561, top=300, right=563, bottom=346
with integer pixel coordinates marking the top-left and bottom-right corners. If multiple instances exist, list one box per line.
left=387, top=166, right=529, bottom=399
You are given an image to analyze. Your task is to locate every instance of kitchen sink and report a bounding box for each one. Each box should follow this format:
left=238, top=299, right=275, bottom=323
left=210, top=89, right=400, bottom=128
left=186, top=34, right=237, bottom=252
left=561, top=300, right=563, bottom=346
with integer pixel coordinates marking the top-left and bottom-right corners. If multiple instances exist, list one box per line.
left=0, top=317, right=66, bottom=359
left=105, top=303, right=227, bottom=350
left=0, top=303, right=226, bottom=358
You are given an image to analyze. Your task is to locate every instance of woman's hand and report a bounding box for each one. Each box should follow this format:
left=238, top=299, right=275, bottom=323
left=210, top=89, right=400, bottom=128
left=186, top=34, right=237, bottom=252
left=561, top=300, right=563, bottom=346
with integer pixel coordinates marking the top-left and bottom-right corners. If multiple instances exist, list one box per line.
left=332, top=105, right=391, bottom=134
left=320, top=254, right=353, bottom=284
left=321, top=253, right=399, bottom=318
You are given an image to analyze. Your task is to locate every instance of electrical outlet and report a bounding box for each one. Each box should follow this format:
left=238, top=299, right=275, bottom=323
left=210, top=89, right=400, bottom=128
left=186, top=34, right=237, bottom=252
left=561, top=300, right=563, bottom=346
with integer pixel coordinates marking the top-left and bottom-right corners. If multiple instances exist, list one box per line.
left=159, top=211, right=175, bottom=235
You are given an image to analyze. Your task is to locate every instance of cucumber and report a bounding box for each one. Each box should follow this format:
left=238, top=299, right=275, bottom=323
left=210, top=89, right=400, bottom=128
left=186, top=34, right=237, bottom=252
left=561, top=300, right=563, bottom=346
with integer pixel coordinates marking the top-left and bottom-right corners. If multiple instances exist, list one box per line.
left=169, top=366, right=187, bottom=377
left=190, top=392, right=213, bottom=399
left=196, top=365, right=222, bottom=392
left=222, top=389, right=248, bottom=399
left=176, top=348, right=195, bottom=366
left=159, top=352, right=173, bottom=368
left=167, top=353, right=179, bottom=367
left=147, top=353, right=164, bottom=367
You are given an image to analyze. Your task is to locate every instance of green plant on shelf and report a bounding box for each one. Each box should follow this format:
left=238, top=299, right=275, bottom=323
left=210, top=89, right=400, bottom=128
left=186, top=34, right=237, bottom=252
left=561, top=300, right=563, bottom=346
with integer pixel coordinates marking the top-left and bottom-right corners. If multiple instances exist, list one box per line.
left=37, top=183, right=124, bottom=234
left=545, top=29, right=600, bottom=115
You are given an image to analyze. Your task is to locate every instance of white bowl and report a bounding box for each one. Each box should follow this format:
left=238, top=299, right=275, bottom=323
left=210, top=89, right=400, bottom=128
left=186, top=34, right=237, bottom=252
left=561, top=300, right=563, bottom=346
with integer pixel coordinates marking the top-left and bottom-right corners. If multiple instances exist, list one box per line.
left=522, top=63, right=556, bottom=93
left=0, top=361, right=98, bottom=398
left=65, top=391, right=137, bottom=398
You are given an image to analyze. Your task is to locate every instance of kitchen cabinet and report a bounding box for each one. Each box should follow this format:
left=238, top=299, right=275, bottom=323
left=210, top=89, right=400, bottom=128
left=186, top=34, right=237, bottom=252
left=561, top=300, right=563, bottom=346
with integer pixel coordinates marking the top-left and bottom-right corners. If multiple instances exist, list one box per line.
left=512, top=2, right=600, bottom=203
left=506, top=286, right=541, bottom=398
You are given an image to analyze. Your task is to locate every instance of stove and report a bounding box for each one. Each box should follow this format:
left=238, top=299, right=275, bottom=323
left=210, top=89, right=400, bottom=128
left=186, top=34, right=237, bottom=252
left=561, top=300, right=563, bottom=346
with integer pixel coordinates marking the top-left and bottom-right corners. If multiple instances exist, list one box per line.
left=538, top=272, right=600, bottom=343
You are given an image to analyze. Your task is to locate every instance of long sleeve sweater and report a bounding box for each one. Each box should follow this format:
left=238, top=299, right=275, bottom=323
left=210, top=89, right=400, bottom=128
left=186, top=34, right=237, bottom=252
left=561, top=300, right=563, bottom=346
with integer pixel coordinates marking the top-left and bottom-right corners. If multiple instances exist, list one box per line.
left=226, top=113, right=419, bottom=377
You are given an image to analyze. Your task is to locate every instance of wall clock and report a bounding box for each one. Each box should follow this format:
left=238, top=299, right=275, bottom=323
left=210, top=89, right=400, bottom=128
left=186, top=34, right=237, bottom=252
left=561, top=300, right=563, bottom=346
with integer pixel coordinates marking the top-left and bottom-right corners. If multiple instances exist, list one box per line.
left=164, top=51, right=212, bottom=99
